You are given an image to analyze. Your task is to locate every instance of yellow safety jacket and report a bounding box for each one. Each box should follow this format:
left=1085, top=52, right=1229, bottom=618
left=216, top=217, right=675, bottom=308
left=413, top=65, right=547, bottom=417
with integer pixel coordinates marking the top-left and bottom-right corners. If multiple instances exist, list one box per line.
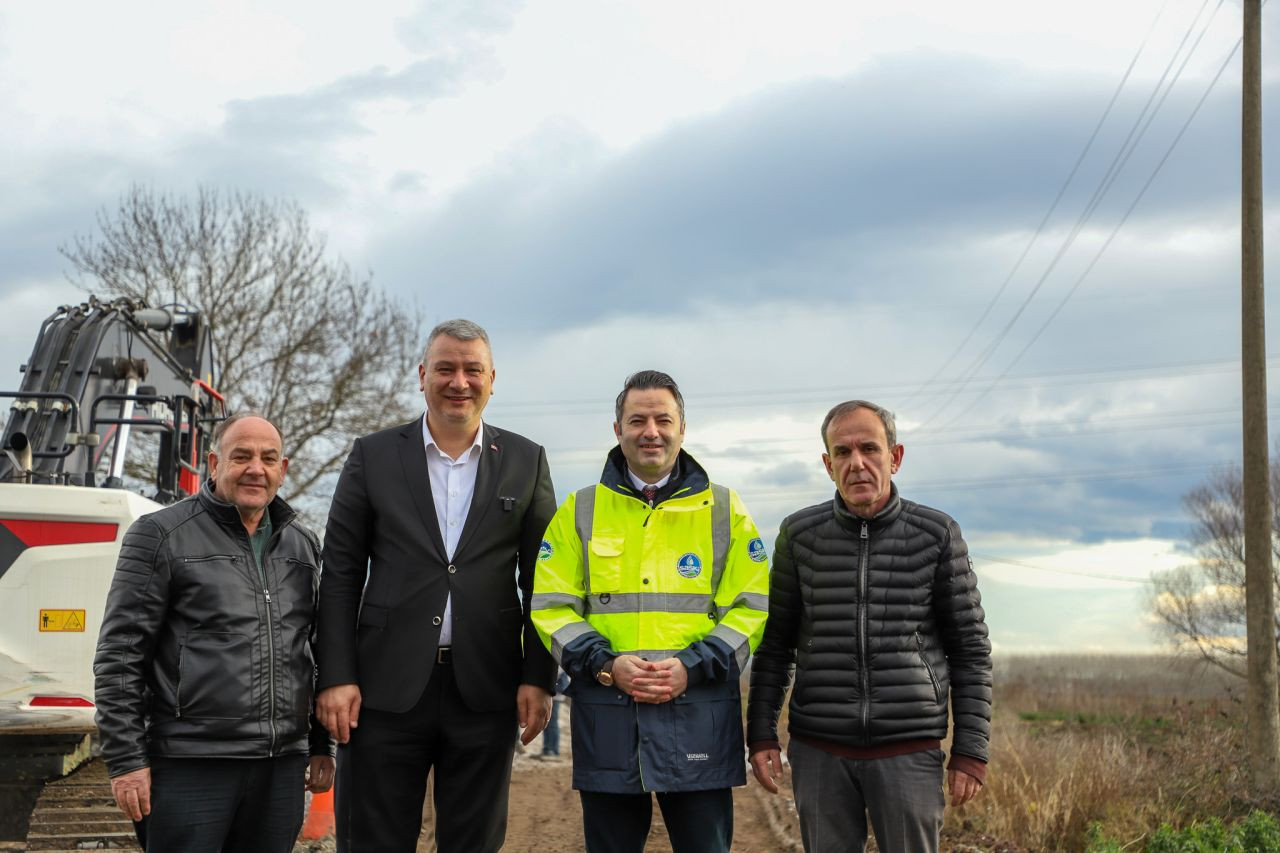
left=531, top=448, right=769, bottom=793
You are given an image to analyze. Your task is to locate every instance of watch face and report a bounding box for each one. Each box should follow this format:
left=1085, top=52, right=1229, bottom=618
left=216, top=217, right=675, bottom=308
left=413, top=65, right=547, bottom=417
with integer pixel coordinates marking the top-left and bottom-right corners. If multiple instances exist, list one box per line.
left=596, top=670, right=614, bottom=687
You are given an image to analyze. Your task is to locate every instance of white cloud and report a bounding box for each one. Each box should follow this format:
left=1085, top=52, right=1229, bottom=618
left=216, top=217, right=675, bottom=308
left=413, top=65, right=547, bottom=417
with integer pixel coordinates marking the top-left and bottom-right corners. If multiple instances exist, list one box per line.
left=976, top=537, right=1185, bottom=589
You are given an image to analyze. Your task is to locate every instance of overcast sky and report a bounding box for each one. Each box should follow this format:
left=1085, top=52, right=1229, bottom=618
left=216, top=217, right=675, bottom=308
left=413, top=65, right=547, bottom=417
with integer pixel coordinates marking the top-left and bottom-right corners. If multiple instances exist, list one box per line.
left=2, top=0, right=1276, bottom=654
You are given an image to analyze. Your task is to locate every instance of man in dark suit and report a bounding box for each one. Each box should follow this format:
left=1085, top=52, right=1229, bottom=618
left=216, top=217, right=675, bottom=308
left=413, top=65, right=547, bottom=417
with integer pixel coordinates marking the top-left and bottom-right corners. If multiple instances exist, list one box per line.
left=316, top=318, right=558, bottom=852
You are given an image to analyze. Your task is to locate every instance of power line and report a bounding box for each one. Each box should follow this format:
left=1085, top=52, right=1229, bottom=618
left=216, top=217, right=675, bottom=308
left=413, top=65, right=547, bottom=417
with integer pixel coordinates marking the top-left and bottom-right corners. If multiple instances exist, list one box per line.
left=678, top=407, right=1263, bottom=460
left=898, top=0, right=1174, bottom=410
left=544, top=408, right=1254, bottom=461
left=970, top=551, right=1156, bottom=585
left=732, top=461, right=1222, bottom=505
left=488, top=354, right=1280, bottom=418
left=938, top=21, right=1244, bottom=429
left=912, top=0, right=1227, bottom=430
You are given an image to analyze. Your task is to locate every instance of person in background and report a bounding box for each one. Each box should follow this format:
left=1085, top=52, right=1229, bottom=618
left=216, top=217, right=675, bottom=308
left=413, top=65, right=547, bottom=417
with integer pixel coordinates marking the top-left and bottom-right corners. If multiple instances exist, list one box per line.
left=539, top=669, right=572, bottom=759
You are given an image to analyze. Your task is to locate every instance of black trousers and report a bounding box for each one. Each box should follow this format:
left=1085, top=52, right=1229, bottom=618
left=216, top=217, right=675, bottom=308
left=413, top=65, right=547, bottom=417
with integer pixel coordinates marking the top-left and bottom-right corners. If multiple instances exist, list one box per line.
left=136, top=754, right=306, bottom=853
left=340, top=660, right=517, bottom=852
left=580, top=788, right=733, bottom=853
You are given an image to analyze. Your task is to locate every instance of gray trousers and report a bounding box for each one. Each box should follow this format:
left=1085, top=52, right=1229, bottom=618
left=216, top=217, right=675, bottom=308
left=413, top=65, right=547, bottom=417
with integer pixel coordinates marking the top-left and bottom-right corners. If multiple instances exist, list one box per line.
left=788, top=739, right=945, bottom=853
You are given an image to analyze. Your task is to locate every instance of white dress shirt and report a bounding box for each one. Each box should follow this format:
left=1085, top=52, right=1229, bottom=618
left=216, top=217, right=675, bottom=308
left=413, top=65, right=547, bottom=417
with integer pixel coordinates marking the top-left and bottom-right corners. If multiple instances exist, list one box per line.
left=627, top=468, right=672, bottom=492
left=422, top=412, right=484, bottom=645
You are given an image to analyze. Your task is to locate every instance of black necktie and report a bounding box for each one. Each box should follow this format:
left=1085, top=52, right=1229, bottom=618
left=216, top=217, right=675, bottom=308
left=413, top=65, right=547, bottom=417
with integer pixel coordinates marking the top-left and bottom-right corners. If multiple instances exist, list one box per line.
left=642, top=485, right=657, bottom=507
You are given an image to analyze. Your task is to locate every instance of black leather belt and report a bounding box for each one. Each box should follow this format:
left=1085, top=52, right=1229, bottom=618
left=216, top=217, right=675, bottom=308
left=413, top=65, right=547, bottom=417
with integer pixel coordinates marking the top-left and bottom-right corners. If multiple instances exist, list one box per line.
left=436, top=646, right=452, bottom=665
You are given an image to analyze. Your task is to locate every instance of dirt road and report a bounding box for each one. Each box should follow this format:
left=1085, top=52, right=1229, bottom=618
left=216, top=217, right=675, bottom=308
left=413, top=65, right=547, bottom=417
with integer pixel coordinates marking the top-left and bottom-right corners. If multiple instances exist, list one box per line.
left=418, top=712, right=803, bottom=853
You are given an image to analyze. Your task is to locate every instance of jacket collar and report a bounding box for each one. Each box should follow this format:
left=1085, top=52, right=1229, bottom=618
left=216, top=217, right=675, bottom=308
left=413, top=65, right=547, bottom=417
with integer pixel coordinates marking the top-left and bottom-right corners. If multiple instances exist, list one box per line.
left=832, top=482, right=902, bottom=532
left=599, top=446, right=710, bottom=501
left=199, top=478, right=296, bottom=535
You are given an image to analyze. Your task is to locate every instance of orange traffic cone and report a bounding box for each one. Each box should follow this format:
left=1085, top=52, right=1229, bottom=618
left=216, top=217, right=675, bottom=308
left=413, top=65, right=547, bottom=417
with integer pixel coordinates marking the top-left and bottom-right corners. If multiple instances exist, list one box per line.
left=301, top=789, right=336, bottom=839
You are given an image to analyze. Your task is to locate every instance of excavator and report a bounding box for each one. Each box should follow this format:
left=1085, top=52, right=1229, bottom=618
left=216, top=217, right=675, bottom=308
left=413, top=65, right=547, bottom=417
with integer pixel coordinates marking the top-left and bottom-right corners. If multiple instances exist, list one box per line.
left=0, top=296, right=224, bottom=847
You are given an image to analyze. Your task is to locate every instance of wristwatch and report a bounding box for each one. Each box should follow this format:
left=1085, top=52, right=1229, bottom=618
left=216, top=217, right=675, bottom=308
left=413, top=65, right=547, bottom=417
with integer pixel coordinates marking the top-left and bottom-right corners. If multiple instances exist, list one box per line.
left=595, top=658, right=616, bottom=687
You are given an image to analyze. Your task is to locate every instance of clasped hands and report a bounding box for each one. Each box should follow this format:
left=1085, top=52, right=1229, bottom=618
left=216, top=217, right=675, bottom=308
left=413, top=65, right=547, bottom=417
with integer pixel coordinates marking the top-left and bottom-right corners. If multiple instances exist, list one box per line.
left=611, top=654, right=688, bottom=704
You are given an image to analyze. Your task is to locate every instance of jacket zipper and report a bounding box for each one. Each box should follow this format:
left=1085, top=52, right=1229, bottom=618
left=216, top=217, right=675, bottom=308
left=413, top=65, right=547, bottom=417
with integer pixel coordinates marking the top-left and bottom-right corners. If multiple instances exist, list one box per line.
left=634, top=701, right=651, bottom=792
left=248, top=540, right=278, bottom=756
left=175, top=642, right=185, bottom=718
left=254, top=514, right=296, bottom=753
left=915, top=631, right=942, bottom=705
left=859, top=520, right=870, bottom=747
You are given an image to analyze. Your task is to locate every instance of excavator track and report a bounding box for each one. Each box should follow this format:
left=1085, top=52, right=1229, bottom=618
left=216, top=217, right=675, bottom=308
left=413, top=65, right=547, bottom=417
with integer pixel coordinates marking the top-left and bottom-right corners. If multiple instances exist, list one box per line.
left=23, top=759, right=138, bottom=851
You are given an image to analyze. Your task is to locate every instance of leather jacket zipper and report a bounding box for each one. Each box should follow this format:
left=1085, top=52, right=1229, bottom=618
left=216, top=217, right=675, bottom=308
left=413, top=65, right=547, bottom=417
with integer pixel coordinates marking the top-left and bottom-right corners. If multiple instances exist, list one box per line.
left=175, top=642, right=185, bottom=718
left=250, top=546, right=278, bottom=756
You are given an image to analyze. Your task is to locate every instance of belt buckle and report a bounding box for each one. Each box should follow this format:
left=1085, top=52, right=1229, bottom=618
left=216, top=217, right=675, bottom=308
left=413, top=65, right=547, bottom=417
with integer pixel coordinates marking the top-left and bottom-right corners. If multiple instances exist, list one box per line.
left=436, top=646, right=451, bottom=665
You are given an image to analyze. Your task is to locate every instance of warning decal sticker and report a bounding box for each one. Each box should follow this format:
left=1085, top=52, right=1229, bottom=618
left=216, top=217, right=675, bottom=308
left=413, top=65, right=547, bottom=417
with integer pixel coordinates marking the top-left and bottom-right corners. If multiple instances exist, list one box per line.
left=39, top=610, right=86, bottom=632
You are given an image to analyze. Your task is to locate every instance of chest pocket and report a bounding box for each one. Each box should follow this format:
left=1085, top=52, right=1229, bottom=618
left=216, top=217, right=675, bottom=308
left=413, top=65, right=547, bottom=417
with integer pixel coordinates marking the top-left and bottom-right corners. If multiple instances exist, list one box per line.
left=586, top=536, right=625, bottom=594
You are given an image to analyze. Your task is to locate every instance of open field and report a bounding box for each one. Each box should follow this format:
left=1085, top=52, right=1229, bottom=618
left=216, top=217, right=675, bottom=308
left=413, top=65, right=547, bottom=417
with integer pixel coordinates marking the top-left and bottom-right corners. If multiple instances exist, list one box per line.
left=298, top=655, right=1267, bottom=852
left=950, top=654, right=1264, bottom=852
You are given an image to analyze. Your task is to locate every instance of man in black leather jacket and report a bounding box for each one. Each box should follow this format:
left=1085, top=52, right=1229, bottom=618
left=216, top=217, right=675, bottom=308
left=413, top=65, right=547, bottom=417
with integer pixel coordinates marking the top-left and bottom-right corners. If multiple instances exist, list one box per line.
left=746, top=400, right=992, bottom=853
left=93, top=413, right=335, bottom=853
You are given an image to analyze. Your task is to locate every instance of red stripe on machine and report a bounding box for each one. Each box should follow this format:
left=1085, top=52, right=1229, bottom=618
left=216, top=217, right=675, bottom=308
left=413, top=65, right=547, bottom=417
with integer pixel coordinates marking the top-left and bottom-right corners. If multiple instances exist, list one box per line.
left=0, top=519, right=119, bottom=546
left=28, top=696, right=94, bottom=708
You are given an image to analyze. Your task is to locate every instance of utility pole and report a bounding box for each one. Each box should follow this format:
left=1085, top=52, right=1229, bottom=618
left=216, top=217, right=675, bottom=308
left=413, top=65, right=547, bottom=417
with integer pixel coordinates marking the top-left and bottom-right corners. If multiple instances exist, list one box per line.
left=1242, top=0, right=1279, bottom=796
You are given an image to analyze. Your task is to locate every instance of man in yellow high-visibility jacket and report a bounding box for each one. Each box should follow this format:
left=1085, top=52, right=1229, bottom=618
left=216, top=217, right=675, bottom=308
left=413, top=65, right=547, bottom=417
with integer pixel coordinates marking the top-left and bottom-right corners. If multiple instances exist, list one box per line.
left=531, top=369, right=769, bottom=853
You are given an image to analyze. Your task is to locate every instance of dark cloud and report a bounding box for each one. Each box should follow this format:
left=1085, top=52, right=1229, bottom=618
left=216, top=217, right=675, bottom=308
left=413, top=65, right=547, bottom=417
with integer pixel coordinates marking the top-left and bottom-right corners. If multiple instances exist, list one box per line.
left=221, top=55, right=476, bottom=146
left=0, top=50, right=490, bottom=266
left=372, top=52, right=1279, bottom=331
left=388, top=170, right=429, bottom=194
left=748, top=460, right=821, bottom=489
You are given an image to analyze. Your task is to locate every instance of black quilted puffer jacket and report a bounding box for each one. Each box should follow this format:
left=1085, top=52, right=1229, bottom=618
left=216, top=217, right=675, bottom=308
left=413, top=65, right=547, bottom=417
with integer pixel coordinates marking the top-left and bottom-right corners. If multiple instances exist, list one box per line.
left=747, top=484, right=992, bottom=763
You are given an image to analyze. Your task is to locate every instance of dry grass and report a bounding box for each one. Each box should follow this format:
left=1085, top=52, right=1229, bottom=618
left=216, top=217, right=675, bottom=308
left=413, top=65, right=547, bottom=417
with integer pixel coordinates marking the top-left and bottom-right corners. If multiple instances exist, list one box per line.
left=947, top=654, right=1257, bottom=852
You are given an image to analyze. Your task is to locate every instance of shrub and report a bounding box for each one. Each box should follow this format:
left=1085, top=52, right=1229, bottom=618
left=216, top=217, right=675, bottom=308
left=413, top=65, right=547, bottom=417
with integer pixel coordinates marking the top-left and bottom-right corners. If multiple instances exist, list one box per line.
left=1086, top=811, right=1280, bottom=853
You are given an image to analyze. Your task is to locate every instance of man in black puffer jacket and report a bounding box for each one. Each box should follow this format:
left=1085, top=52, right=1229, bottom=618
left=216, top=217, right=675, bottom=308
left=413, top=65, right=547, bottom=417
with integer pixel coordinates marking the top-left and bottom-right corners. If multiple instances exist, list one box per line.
left=94, top=413, right=334, bottom=853
left=747, top=400, right=991, bottom=853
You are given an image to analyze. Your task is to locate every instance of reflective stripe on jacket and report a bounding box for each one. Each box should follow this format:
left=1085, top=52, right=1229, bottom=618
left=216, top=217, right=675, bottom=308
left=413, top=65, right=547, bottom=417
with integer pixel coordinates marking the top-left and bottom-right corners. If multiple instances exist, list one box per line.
left=531, top=448, right=769, bottom=793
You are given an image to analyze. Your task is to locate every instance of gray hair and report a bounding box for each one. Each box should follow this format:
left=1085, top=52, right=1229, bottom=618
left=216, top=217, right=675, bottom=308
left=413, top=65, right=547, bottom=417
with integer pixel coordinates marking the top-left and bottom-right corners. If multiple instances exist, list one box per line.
left=821, top=400, right=897, bottom=451
left=615, top=370, right=685, bottom=424
left=212, top=411, right=283, bottom=453
left=423, top=319, right=492, bottom=363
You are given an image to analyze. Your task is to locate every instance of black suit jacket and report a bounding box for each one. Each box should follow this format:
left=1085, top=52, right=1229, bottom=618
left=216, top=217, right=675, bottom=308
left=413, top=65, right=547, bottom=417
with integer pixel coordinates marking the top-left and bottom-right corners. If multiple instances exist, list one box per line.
left=317, top=418, right=558, bottom=713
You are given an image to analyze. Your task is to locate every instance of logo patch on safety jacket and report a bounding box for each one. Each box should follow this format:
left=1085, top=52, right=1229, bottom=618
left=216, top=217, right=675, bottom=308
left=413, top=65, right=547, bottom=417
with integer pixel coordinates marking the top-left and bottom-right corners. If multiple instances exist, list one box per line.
left=747, top=538, right=767, bottom=562
left=676, top=553, right=703, bottom=578
left=539, top=540, right=554, bottom=561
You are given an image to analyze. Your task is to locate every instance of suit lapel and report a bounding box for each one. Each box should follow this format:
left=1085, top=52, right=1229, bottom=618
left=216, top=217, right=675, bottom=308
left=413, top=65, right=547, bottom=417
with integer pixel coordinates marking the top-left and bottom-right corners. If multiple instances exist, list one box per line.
left=398, top=418, right=448, bottom=562
left=455, top=423, right=501, bottom=556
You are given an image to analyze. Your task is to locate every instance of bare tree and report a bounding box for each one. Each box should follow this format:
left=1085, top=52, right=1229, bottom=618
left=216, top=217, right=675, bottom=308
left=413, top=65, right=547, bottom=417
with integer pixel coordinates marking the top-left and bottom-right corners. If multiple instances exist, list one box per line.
left=1149, top=462, right=1280, bottom=678
left=61, top=185, right=420, bottom=520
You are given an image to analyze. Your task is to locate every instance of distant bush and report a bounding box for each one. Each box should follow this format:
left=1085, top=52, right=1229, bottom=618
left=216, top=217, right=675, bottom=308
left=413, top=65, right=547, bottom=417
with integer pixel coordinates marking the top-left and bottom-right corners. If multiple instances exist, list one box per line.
left=1087, top=811, right=1280, bottom=853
